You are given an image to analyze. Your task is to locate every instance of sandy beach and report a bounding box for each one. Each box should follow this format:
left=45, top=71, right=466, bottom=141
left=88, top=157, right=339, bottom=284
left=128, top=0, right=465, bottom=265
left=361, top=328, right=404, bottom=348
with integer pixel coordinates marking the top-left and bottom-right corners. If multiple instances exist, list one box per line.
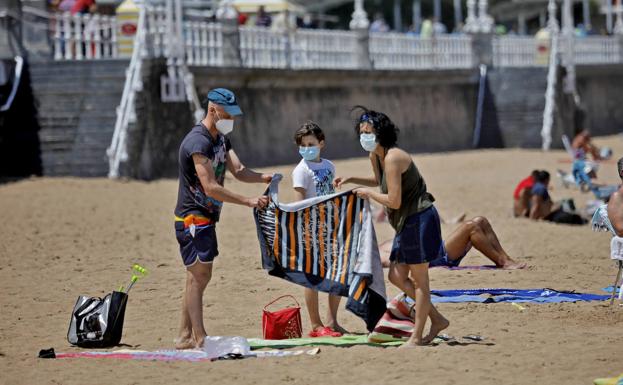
left=1, top=135, right=622, bottom=385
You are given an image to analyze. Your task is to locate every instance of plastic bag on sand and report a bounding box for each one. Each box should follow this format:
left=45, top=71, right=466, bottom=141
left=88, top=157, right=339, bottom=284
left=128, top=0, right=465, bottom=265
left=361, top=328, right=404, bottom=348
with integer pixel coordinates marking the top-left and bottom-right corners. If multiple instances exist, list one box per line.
left=202, top=336, right=251, bottom=359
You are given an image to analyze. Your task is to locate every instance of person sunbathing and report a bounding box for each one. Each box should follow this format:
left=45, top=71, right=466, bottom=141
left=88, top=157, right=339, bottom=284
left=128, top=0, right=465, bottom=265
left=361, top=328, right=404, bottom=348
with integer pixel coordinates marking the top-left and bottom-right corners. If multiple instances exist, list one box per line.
left=379, top=216, right=526, bottom=269
left=572, top=129, right=612, bottom=161
left=513, top=170, right=539, bottom=217
left=529, top=171, right=586, bottom=225
left=607, top=158, right=623, bottom=236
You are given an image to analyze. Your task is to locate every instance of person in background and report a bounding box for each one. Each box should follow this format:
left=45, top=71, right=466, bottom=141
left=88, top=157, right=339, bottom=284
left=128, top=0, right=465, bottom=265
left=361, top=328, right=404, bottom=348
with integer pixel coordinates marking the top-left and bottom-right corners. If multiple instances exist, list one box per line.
left=369, top=12, right=390, bottom=33
left=513, top=170, right=539, bottom=217
left=255, top=5, right=272, bottom=27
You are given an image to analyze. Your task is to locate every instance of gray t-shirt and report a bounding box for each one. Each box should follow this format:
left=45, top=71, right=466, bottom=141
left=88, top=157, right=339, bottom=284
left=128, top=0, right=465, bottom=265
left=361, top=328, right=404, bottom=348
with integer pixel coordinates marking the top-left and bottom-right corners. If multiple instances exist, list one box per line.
left=174, top=123, right=231, bottom=221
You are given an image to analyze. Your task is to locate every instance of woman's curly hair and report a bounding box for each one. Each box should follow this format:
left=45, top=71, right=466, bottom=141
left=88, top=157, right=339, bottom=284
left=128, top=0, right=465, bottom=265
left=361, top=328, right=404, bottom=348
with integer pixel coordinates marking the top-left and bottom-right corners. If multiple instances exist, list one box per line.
left=352, top=105, right=399, bottom=149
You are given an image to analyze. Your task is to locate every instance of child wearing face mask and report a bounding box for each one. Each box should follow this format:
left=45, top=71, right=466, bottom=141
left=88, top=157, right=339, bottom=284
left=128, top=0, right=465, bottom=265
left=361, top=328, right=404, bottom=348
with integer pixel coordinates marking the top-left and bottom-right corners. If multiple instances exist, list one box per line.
left=291, top=121, right=345, bottom=337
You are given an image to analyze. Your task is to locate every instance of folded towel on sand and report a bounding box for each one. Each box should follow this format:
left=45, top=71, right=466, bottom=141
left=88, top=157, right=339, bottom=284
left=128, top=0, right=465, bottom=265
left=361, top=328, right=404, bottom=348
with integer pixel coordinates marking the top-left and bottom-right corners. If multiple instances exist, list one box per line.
left=254, top=175, right=387, bottom=331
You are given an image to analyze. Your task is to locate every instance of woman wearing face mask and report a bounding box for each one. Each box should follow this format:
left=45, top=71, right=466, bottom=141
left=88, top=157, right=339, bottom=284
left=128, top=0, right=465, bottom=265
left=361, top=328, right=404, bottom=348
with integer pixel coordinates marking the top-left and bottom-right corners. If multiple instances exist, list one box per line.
left=334, top=106, right=449, bottom=347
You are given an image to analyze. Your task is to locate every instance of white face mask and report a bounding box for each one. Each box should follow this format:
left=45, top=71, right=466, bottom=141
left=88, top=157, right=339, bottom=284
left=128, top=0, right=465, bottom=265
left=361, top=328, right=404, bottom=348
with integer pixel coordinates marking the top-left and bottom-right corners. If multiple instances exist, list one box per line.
left=360, top=133, right=377, bottom=152
left=215, top=111, right=234, bottom=135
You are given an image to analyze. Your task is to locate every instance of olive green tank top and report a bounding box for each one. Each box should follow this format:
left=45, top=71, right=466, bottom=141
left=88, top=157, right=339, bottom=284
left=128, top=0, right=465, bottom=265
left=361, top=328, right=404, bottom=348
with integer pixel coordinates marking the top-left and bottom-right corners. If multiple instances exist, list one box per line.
left=376, top=154, right=434, bottom=233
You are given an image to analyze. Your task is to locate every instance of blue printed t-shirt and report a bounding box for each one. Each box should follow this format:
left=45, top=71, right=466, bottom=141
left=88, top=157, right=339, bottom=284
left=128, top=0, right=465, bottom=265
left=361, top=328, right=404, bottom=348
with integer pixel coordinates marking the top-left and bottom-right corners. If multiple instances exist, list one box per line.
left=292, top=158, right=335, bottom=199
left=531, top=182, right=550, bottom=202
left=174, top=123, right=231, bottom=221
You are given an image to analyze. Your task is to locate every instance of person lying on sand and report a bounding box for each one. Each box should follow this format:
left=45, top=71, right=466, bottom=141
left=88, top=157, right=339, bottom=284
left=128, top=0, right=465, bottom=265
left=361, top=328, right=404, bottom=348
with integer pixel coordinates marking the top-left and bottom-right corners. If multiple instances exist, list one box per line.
left=379, top=216, right=526, bottom=269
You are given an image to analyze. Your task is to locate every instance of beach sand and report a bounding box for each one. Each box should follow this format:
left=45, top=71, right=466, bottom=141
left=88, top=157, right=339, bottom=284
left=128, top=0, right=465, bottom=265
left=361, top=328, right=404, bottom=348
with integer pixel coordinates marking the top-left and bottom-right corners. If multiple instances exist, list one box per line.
left=1, top=135, right=622, bottom=385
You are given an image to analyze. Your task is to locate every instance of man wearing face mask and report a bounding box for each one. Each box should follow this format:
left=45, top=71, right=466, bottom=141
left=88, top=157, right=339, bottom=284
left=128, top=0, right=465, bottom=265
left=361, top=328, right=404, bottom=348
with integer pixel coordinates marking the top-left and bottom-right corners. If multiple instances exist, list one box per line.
left=173, top=88, right=272, bottom=349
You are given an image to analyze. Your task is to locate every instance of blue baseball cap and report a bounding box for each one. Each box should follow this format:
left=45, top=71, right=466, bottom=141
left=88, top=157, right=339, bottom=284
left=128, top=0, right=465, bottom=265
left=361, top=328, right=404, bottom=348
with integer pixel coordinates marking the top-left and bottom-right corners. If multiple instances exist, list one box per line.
left=206, top=88, right=242, bottom=116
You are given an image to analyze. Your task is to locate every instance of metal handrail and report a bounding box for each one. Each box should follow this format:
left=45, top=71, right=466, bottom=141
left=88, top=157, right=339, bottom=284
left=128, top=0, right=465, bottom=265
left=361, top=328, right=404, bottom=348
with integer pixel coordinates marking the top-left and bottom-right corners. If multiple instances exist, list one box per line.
left=541, top=33, right=559, bottom=151
left=107, top=3, right=146, bottom=178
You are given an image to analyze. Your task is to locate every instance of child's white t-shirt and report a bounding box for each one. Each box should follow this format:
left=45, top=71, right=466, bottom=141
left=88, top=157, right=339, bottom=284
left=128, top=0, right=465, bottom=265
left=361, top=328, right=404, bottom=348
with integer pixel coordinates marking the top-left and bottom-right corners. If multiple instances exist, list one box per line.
left=292, top=158, right=336, bottom=199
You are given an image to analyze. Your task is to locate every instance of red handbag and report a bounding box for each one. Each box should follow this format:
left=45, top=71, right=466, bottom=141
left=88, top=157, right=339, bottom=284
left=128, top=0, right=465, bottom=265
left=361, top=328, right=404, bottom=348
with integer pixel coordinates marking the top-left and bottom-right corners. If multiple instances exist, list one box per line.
left=262, top=295, right=303, bottom=340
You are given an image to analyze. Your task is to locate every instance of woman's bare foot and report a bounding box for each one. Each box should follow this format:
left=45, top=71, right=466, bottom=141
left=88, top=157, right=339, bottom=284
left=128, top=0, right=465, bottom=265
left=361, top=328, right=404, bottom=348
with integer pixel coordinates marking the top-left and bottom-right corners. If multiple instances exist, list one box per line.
left=327, top=323, right=349, bottom=335
left=423, top=316, right=450, bottom=344
left=398, top=337, right=428, bottom=348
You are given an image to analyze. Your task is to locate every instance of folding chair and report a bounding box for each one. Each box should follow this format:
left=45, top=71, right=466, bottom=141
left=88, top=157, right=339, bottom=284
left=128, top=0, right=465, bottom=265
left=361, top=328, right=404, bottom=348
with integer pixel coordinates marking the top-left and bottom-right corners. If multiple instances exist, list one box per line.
left=609, top=236, right=623, bottom=305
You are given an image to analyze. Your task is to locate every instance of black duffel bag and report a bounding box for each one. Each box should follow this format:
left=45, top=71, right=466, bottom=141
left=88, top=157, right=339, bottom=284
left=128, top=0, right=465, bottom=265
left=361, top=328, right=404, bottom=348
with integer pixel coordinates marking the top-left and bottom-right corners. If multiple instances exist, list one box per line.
left=67, top=291, right=128, bottom=348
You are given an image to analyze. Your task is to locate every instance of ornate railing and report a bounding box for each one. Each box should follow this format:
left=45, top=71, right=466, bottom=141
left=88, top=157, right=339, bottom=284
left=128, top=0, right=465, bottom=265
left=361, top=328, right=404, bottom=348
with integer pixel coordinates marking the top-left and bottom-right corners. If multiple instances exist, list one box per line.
left=290, top=29, right=359, bottom=69
left=53, top=11, right=118, bottom=60
left=492, top=36, right=548, bottom=67
left=493, top=35, right=623, bottom=67
left=369, top=33, right=474, bottom=69
left=572, top=36, right=621, bottom=64
left=44, top=10, right=623, bottom=70
left=239, top=26, right=288, bottom=68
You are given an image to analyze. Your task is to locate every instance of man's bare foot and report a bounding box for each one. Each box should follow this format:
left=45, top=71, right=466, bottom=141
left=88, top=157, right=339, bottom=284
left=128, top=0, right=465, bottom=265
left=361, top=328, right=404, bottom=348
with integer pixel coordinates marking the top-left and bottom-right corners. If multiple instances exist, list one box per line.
left=423, top=316, right=450, bottom=344
left=174, top=337, right=196, bottom=350
left=193, top=336, right=206, bottom=348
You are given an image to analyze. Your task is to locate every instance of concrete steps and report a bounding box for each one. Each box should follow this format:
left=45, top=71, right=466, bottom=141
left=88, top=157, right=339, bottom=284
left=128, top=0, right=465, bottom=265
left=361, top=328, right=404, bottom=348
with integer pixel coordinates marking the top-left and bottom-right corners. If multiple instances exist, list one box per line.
left=486, top=67, right=548, bottom=148
left=30, top=59, right=129, bottom=176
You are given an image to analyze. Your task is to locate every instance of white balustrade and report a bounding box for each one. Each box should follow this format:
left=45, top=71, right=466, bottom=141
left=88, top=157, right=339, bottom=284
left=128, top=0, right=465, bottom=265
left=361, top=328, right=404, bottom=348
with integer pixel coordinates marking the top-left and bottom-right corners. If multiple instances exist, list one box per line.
left=49, top=11, right=622, bottom=69
left=572, top=36, right=621, bottom=64
left=370, top=33, right=473, bottom=70
left=291, top=29, right=359, bottom=69
left=182, top=21, right=223, bottom=66
left=239, top=26, right=288, bottom=69
left=53, top=12, right=119, bottom=60
left=492, top=36, right=547, bottom=67
left=493, top=35, right=623, bottom=68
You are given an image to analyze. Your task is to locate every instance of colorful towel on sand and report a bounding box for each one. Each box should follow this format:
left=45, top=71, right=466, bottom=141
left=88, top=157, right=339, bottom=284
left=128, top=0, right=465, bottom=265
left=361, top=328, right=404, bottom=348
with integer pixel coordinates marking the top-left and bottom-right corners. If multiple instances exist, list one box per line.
left=594, top=373, right=623, bottom=385
left=427, top=288, right=609, bottom=303
left=51, top=348, right=320, bottom=361
left=431, top=265, right=499, bottom=270
left=248, top=334, right=402, bottom=349
left=254, top=174, right=387, bottom=331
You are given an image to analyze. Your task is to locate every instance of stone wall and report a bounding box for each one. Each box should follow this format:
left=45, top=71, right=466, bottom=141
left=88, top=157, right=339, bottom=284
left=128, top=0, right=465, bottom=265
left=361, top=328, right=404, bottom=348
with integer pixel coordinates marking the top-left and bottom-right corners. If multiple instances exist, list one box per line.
left=576, top=64, right=623, bottom=137
left=113, top=62, right=623, bottom=179
left=132, top=66, right=479, bottom=178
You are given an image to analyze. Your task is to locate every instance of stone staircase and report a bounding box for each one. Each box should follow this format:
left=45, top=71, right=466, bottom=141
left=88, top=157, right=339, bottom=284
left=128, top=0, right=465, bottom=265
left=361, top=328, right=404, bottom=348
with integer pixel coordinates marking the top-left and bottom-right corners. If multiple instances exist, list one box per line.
left=29, top=60, right=129, bottom=176
left=486, top=67, right=549, bottom=148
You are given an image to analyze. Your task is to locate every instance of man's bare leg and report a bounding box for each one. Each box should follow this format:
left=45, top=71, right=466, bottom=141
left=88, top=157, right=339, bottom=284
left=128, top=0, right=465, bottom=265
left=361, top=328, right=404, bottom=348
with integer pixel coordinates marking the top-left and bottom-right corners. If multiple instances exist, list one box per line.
left=305, top=288, right=324, bottom=332
left=184, top=261, right=213, bottom=348
left=326, top=294, right=347, bottom=334
left=388, top=263, right=449, bottom=346
left=175, top=273, right=195, bottom=349
left=444, top=217, right=525, bottom=269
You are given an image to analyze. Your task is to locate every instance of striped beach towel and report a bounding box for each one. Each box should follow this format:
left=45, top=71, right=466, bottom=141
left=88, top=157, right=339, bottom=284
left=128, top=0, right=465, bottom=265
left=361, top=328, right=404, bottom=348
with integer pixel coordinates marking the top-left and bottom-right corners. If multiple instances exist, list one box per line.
left=254, top=174, right=387, bottom=331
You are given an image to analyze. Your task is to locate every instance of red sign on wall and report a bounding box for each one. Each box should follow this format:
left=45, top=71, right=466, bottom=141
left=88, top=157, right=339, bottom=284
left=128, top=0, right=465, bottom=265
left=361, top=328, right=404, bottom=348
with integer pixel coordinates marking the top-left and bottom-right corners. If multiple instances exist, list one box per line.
left=121, top=23, right=137, bottom=36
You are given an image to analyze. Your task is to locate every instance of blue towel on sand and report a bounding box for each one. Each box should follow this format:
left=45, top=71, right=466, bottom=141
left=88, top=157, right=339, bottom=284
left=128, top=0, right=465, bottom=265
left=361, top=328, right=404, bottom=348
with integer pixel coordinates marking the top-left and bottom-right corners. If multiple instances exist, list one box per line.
left=415, top=288, right=609, bottom=304
left=602, top=286, right=622, bottom=294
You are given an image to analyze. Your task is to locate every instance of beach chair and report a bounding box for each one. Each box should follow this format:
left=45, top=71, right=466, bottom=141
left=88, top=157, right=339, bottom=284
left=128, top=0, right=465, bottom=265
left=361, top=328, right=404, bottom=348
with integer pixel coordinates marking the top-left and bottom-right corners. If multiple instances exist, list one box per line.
left=609, top=237, right=623, bottom=305
left=592, top=205, right=623, bottom=305
left=561, top=134, right=576, bottom=159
